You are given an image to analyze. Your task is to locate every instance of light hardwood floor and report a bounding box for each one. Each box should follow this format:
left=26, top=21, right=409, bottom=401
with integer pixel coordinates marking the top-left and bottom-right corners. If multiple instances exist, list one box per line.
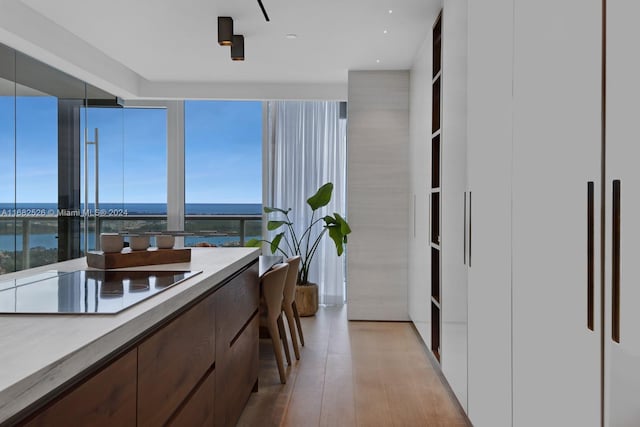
left=237, top=306, right=471, bottom=427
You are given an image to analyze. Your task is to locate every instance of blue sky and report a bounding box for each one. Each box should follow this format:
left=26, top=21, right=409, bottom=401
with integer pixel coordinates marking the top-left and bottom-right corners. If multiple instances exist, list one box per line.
left=185, top=100, right=262, bottom=203
left=0, top=98, right=262, bottom=204
left=0, top=96, right=58, bottom=204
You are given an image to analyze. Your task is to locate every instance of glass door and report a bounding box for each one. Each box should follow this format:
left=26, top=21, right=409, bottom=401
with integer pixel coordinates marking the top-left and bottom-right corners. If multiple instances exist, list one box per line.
left=81, top=105, right=167, bottom=253
left=82, top=103, right=124, bottom=252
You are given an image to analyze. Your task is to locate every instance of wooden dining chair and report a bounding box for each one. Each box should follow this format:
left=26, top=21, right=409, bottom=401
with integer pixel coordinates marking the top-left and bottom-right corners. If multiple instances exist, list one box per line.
left=259, top=262, right=290, bottom=384
left=282, top=256, right=303, bottom=359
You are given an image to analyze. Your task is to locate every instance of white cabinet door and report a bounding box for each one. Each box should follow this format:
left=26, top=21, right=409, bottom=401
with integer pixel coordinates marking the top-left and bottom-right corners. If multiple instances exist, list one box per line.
left=605, top=2, right=640, bottom=426
left=440, top=0, right=468, bottom=411
left=466, top=0, right=513, bottom=425
left=511, top=1, right=601, bottom=426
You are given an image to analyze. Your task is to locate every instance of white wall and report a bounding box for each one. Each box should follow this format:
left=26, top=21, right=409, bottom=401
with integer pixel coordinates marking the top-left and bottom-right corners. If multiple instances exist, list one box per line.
left=346, top=70, right=410, bottom=321
left=408, top=32, right=432, bottom=344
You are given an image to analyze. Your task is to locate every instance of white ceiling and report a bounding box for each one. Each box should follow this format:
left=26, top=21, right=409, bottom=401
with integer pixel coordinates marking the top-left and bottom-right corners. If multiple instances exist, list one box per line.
left=19, top=0, right=438, bottom=87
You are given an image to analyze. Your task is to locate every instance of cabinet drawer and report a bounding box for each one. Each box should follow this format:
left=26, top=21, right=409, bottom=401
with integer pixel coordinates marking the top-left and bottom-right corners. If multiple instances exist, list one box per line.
left=215, top=263, right=259, bottom=344
left=168, top=368, right=215, bottom=427
left=24, top=349, right=137, bottom=427
left=137, top=292, right=216, bottom=426
left=214, top=262, right=259, bottom=427
left=215, top=313, right=259, bottom=427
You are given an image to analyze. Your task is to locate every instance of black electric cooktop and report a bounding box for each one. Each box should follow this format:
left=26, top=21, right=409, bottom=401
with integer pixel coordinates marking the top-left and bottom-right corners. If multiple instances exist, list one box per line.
left=0, top=270, right=201, bottom=314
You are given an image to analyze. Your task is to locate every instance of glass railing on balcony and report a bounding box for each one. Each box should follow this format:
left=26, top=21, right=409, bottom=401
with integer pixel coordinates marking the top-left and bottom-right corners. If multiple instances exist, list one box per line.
left=0, top=214, right=262, bottom=275
left=97, top=214, right=261, bottom=247
left=184, top=216, right=261, bottom=247
left=0, top=217, right=58, bottom=273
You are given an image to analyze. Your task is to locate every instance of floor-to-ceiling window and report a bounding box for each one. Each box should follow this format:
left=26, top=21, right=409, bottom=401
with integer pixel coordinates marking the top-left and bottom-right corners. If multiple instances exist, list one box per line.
left=1, top=54, right=267, bottom=274
left=183, top=100, right=262, bottom=247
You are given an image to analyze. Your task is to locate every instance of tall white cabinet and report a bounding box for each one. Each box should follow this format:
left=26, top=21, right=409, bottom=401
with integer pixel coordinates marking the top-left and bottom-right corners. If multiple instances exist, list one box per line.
left=510, top=0, right=602, bottom=425
left=466, top=0, right=513, bottom=425
left=440, top=0, right=468, bottom=411
left=463, top=0, right=640, bottom=426
left=605, top=2, right=640, bottom=426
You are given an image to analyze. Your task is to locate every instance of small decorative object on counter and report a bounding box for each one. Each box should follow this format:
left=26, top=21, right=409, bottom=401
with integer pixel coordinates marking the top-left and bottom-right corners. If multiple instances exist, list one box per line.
left=100, top=233, right=123, bottom=253
left=129, top=235, right=150, bottom=251
left=155, top=234, right=175, bottom=249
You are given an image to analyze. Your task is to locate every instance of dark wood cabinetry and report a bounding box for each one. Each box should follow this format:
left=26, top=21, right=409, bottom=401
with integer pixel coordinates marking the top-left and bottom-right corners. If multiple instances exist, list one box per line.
left=137, top=289, right=216, bottom=426
left=14, top=259, right=259, bottom=427
left=23, top=349, right=137, bottom=427
left=167, top=369, right=216, bottom=427
left=214, top=262, right=260, bottom=427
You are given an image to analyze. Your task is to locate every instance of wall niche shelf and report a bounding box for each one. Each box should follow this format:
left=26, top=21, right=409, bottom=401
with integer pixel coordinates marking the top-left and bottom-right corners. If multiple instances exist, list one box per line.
left=430, top=10, right=443, bottom=363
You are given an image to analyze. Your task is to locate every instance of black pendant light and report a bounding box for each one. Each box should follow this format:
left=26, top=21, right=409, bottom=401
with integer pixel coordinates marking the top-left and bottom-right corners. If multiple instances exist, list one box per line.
left=231, top=35, right=245, bottom=61
left=218, top=17, right=233, bottom=46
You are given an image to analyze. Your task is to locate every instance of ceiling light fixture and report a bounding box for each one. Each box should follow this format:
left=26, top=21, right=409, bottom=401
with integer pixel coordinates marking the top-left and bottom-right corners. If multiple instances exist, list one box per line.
left=285, top=33, right=297, bottom=39
left=218, top=17, right=234, bottom=46
left=383, top=29, right=388, bottom=34
left=376, top=59, right=381, bottom=63
left=231, top=35, right=245, bottom=61
left=388, top=9, right=393, bottom=14
left=258, top=0, right=270, bottom=22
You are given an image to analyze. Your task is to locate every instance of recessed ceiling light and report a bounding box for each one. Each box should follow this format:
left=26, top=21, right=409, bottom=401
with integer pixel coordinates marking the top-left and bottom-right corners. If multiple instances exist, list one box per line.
left=383, top=29, right=388, bottom=34
left=388, top=9, right=393, bottom=14
left=285, top=33, right=297, bottom=39
left=376, top=59, right=381, bottom=63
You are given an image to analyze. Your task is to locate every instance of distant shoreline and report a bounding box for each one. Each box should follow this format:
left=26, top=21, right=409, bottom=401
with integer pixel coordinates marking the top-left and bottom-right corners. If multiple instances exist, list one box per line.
left=0, top=203, right=263, bottom=254
left=0, top=203, right=262, bottom=216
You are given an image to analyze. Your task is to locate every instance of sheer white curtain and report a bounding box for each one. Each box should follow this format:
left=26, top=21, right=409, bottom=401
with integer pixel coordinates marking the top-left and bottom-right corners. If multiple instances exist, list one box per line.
left=266, top=101, right=347, bottom=305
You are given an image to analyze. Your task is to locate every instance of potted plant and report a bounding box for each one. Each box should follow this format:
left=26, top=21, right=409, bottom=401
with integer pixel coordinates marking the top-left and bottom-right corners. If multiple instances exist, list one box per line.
left=247, top=182, right=351, bottom=316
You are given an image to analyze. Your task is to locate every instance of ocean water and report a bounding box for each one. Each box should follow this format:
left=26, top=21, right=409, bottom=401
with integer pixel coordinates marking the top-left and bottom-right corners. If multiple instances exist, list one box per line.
left=0, top=202, right=262, bottom=215
left=0, top=203, right=262, bottom=251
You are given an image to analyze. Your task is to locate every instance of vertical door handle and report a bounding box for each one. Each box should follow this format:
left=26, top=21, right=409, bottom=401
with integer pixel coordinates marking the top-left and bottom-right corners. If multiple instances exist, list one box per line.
left=85, top=128, right=99, bottom=250
left=413, top=194, right=416, bottom=238
left=587, top=182, right=595, bottom=331
left=612, top=180, right=621, bottom=343
left=94, top=128, right=99, bottom=216
left=469, top=191, right=472, bottom=267
left=464, top=192, right=467, bottom=265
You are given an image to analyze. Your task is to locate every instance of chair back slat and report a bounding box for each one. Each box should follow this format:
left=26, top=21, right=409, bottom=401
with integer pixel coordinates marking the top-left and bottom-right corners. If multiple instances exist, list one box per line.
left=283, top=256, right=301, bottom=306
left=261, top=263, right=289, bottom=322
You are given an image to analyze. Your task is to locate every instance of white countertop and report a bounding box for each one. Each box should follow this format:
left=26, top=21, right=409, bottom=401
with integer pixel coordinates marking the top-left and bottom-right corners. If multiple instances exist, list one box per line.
left=0, top=247, right=260, bottom=424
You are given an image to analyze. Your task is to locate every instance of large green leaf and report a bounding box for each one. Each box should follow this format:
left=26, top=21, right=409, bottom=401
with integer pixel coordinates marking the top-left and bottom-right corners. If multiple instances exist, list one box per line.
left=270, top=232, right=284, bottom=254
left=267, top=220, right=289, bottom=231
left=264, top=206, right=291, bottom=214
left=334, top=213, right=351, bottom=235
left=323, top=215, right=336, bottom=225
left=245, top=238, right=262, bottom=247
left=327, top=225, right=345, bottom=256
left=307, top=182, right=333, bottom=211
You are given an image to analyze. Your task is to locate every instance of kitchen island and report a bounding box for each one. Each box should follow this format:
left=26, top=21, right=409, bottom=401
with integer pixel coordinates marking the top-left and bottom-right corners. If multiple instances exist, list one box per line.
left=0, top=247, right=262, bottom=426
